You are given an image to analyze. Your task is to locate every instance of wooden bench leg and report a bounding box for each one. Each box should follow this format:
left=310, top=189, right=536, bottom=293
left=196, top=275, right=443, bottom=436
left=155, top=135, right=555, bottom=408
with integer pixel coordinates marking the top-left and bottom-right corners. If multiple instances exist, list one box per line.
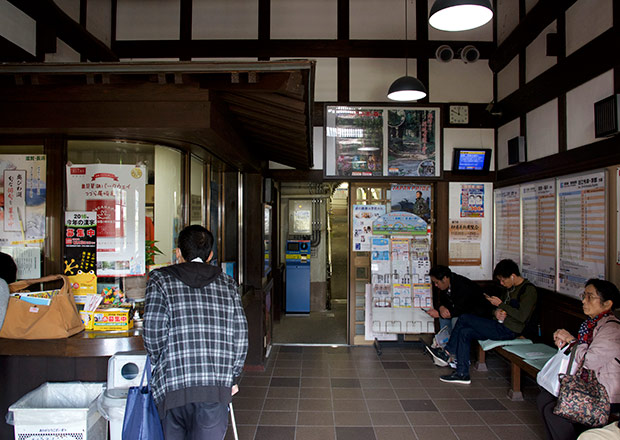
left=475, top=343, right=487, bottom=372
left=507, top=362, right=524, bottom=401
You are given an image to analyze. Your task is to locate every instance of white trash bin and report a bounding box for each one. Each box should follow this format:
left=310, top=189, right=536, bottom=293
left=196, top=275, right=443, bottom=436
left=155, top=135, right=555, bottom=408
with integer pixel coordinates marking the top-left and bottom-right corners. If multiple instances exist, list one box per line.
left=8, top=382, right=106, bottom=440
left=98, top=351, right=147, bottom=440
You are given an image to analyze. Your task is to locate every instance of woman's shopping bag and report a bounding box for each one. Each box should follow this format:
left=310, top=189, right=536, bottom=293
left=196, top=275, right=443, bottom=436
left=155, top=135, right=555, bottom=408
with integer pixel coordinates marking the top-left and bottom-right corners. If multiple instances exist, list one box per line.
left=122, top=356, right=164, bottom=440
left=553, top=367, right=610, bottom=427
left=536, top=344, right=578, bottom=396
left=0, top=275, right=84, bottom=339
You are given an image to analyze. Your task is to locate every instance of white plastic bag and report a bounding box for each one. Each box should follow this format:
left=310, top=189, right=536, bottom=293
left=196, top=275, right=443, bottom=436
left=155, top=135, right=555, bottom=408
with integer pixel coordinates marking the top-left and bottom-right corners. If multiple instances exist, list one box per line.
left=434, top=325, right=451, bottom=348
left=536, top=345, right=578, bottom=396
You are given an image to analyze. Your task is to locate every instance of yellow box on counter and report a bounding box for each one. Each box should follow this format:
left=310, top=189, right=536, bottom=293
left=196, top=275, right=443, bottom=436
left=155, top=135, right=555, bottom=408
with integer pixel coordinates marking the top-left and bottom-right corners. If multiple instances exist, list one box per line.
left=80, top=307, right=133, bottom=331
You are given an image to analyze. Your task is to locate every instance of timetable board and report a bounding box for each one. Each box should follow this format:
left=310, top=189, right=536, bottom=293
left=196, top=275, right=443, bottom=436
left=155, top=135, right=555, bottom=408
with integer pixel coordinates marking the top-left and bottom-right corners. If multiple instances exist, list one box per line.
left=558, top=171, right=606, bottom=297
left=521, top=180, right=556, bottom=290
left=494, top=185, right=521, bottom=267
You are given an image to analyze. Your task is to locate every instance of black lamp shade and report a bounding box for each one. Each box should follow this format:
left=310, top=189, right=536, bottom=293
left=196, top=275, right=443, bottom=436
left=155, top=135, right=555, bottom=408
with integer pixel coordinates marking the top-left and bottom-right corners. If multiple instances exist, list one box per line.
left=387, top=76, right=427, bottom=101
left=429, top=0, right=493, bottom=32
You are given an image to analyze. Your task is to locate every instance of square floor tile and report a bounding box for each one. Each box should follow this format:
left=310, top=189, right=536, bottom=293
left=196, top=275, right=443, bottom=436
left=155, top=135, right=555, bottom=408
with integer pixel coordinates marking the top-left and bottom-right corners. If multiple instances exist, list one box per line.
left=406, top=411, right=447, bottom=426
left=224, top=425, right=256, bottom=440
left=258, top=411, right=297, bottom=425
left=263, top=398, right=298, bottom=411
left=267, top=387, right=300, bottom=398
left=333, top=399, right=367, bottom=412
left=298, top=398, right=333, bottom=411
left=297, top=411, right=335, bottom=426
left=270, top=377, right=301, bottom=387
left=300, top=388, right=332, bottom=399
left=381, top=362, right=410, bottom=369
left=490, top=425, right=542, bottom=440
left=374, top=426, right=416, bottom=440
left=366, top=399, right=403, bottom=412
left=296, top=426, right=336, bottom=440
left=332, top=388, right=364, bottom=399
left=453, top=425, right=500, bottom=440
left=334, top=411, right=372, bottom=426
left=255, top=425, right=296, bottom=440
left=466, top=399, right=507, bottom=411
left=433, top=399, right=472, bottom=411
left=301, top=377, right=331, bottom=388
left=442, top=411, right=485, bottom=426
left=414, top=426, right=458, bottom=440
left=335, top=426, right=376, bottom=440
left=362, top=388, right=397, bottom=400
left=370, top=411, right=410, bottom=426
left=400, top=399, right=438, bottom=412
left=331, top=378, right=361, bottom=388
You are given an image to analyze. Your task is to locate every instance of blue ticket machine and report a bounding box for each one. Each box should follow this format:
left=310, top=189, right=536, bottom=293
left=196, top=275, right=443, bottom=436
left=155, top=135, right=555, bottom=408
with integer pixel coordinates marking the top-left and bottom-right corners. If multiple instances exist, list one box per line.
left=285, top=240, right=311, bottom=313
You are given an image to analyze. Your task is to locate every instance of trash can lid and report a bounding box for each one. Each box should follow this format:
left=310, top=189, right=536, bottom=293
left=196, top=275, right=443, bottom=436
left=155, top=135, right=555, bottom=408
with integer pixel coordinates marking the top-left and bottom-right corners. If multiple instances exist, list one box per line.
left=104, top=388, right=129, bottom=400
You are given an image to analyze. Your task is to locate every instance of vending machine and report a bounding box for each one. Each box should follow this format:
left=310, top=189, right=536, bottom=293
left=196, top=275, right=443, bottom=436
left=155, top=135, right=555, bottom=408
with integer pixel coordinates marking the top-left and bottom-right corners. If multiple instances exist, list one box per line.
left=285, top=240, right=311, bottom=313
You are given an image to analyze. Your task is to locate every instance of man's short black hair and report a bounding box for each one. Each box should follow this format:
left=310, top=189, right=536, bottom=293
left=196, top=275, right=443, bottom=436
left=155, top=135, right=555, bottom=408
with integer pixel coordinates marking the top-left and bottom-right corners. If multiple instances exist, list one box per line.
left=586, top=279, right=620, bottom=309
left=493, top=259, right=520, bottom=279
left=177, top=225, right=214, bottom=262
left=416, top=191, right=422, bottom=197
left=429, top=265, right=451, bottom=280
left=0, top=252, right=17, bottom=283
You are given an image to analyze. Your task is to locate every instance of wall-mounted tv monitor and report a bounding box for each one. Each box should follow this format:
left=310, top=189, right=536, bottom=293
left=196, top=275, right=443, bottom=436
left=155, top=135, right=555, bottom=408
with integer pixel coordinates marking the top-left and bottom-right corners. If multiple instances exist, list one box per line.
left=452, top=148, right=492, bottom=174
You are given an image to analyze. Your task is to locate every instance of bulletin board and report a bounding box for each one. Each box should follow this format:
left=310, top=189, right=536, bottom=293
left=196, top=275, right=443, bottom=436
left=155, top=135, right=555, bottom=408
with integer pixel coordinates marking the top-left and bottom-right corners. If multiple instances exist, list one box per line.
left=448, top=182, right=494, bottom=280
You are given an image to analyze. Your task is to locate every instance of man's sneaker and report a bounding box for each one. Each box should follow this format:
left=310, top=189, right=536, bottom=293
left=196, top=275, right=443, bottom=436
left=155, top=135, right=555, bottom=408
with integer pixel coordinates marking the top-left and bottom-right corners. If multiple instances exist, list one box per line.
left=448, top=360, right=457, bottom=369
left=425, top=345, right=449, bottom=367
left=439, top=372, right=471, bottom=384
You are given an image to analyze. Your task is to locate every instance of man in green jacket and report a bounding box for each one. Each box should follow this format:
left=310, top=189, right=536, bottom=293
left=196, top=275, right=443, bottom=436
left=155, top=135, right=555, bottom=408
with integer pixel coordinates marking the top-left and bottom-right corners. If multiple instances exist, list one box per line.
left=426, top=259, right=537, bottom=384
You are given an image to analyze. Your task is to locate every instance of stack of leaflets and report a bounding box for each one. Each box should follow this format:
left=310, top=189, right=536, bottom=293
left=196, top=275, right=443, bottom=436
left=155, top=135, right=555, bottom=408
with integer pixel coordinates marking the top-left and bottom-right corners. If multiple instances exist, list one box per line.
left=12, top=289, right=59, bottom=306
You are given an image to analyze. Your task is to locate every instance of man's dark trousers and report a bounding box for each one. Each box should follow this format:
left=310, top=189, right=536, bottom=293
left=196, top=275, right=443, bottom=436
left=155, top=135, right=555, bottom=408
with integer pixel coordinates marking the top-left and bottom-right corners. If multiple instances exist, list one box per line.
left=445, top=314, right=515, bottom=376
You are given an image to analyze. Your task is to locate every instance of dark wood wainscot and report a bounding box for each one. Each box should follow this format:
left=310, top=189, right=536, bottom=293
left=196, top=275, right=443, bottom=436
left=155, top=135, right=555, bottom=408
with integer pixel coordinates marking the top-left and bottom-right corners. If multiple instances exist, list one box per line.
left=0, top=331, right=144, bottom=440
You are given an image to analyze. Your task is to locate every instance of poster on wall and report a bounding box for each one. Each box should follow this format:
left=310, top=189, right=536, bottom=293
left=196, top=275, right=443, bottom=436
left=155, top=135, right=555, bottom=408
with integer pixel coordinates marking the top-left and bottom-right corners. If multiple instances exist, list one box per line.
left=324, top=105, right=441, bottom=178
left=329, top=107, right=384, bottom=177
left=390, top=184, right=431, bottom=225
left=352, top=205, right=386, bottom=251
left=460, top=184, right=485, bottom=217
left=66, top=164, right=146, bottom=276
left=64, top=211, right=97, bottom=304
left=0, top=154, right=46, bottom=246
left=448, top=219, right=482, bottom=266
left=387, top=109, right=438, bottom=177
left=494, top=185, right=521, bottom=267
left=558, top=171, right=606, bottom=297
left=521, top=180, right=556, bottom=290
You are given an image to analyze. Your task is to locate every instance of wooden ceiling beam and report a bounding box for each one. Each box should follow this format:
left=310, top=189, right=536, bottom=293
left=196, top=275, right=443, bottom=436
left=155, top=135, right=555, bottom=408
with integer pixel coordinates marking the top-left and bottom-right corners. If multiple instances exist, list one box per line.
left=236, top=115, right=307, bottom=135
left=6, top=0, right=118, bottom=62
left=113, top=39, right=495, bottom=60
left=220, top=93, right=307, bottom=117
left=223, top=91, right=307, bottom=112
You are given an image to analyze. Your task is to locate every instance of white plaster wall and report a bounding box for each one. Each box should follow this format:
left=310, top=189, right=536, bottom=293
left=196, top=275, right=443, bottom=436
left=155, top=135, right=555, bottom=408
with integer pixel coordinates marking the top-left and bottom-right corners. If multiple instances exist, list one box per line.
left=566, top=69, right=614, bottom=150
left=54, top=0, right=80, bottom=21
left=192, top=0, right=258, bottom=39
left=526, top=98, right=558, bottom=161
left=116, top=0, right=180, bottom=40
left=350, top=0, right=416, bottom=40
left=443, top=128, right=495, bottom=171
left=312, top=126, right=324, bottom=170
left=427, top=0, right=492, bottom=41
left=154, top=146, right=182, bottom=265
left=86, top=0, right=112, bottom=46
left=0, top=0, right=36, bottom=55
left=525, top=21, right=556, bottom=83
left=497, top=0, right=519, bottom=45
left=566, top=0, right=612, bottom=56
left=271, top=0, right=337, bottom=39
left=45, top=39, right=80, bottom=62
left=497, top=55, right=519, bottom=101
left=497, top=118, right=520, bottom=170
left=350, top=58, right=418, bottom=102
left=429, top=60, right=493, bottom=103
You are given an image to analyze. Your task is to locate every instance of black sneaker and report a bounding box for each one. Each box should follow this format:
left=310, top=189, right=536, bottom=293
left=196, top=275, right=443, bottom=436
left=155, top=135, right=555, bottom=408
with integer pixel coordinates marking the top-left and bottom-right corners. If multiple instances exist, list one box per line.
left=439, top=372, right=471, bottom=384
left=425, top=345, right=449, bottom=367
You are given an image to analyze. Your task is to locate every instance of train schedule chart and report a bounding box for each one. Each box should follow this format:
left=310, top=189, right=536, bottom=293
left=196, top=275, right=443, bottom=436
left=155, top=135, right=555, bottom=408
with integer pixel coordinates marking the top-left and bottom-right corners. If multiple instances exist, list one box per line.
left=494, top=185, right=521, bottom=267
left=558, top=171, right=606, bottom=298
left=521, top=180, right=556, bottom=290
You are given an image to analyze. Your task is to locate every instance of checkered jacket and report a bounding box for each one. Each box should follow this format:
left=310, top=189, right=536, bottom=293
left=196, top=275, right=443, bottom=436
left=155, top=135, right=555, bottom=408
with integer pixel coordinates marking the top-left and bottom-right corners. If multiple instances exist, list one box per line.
left=143, top=262, right=248, bottom=411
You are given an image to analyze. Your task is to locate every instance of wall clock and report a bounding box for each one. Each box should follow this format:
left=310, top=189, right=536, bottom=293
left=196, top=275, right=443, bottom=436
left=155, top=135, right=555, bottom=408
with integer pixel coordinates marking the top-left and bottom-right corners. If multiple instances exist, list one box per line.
left=449, top=105, right=469, bottom=124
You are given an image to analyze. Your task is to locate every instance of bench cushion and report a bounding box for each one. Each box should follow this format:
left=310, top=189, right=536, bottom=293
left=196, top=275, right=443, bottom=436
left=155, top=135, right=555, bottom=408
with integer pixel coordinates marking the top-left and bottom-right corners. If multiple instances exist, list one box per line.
left=478, top=338, right=533, bottom=351
left=502, top=343, right=557, bottom=360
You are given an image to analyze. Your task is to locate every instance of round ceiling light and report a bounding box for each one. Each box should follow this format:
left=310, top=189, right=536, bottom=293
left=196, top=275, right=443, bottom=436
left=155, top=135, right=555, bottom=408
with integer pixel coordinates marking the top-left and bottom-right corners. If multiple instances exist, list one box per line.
left=387, top=76, right=427, bottom=101
left=429, top=0, right=493, bottom=32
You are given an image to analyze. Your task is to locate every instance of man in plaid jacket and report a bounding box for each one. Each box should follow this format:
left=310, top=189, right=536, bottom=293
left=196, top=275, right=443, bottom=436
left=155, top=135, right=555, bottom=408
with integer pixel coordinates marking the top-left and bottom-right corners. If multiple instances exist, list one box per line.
left=144, top=225, right=248, bottom=440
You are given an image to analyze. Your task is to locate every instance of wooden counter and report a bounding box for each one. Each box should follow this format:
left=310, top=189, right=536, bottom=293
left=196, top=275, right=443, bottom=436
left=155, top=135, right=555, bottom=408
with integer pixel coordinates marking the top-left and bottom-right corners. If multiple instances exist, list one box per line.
left=0, top=329, right=144, bottom=357
left=0, top=331, right=144, bottom=439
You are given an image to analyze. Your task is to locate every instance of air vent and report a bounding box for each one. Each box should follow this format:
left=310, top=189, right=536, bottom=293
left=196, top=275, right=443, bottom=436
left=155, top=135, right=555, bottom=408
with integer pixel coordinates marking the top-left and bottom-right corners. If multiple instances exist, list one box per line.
left=594, top=94, right=619, bottom=138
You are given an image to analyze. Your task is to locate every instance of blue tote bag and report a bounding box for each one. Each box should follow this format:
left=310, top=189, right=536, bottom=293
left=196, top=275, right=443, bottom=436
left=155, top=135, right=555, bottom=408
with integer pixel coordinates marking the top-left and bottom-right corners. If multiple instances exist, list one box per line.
left=122, top=356, right=165, bottom=440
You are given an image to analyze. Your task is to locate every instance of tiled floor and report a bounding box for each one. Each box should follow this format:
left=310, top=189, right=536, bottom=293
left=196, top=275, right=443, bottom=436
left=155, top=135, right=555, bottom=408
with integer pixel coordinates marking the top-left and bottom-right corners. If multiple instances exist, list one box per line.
left=227, top=344, right=546, bottom=440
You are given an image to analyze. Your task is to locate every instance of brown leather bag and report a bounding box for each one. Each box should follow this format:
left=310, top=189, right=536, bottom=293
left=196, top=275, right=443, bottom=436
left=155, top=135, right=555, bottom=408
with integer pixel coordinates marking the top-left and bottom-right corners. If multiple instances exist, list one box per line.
left=0, top=274, right=84, bottom=339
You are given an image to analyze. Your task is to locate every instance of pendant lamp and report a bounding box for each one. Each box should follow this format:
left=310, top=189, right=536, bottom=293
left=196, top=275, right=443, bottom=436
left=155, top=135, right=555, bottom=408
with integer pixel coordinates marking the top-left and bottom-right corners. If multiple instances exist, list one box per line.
left=387, top=0, right=427, bottom=101
left=429, top=0, right=493, bottom=32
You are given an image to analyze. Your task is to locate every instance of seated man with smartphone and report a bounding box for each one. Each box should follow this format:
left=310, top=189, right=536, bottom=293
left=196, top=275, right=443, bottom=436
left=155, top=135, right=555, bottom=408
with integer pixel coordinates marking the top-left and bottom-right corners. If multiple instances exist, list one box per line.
left=426, top=259, right=537, bottom=384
